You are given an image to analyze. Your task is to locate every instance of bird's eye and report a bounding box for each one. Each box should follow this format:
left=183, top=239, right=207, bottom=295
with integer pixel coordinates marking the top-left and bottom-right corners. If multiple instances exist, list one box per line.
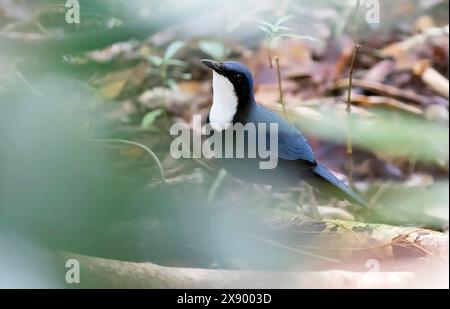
left=235, top=74, right=242, bottom=79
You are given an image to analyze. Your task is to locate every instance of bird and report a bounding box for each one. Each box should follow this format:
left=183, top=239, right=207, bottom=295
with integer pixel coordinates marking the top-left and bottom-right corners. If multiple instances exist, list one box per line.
left=200, top=59, right=367, bottom=207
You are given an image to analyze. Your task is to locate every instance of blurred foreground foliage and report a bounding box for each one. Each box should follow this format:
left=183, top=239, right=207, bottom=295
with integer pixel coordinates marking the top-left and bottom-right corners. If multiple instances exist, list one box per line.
left=0, top=0, right=448, bottom=287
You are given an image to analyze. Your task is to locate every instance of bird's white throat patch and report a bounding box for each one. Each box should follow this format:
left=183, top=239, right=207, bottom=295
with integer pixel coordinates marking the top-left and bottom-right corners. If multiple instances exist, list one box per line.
left=209, top=71, right=238, bottom=131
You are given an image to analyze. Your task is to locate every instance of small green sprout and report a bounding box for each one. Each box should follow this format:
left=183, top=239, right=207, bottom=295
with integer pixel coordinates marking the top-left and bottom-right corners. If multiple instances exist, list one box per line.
left=147, top=41, right=192, bottom=90
left=258, top=15, right=322, bottom=67
left=141, top=108, right=163, bottom=129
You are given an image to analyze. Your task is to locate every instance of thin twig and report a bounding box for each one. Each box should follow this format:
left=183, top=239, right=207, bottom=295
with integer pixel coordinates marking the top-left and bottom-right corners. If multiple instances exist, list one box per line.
left=368, top=180, right=393, bottom=209
left=274, top=56, right=290, bottom=122
left=335, top=78, right=429, bottom=105
left=346, top=0, right=360, bottom=188
left=306, top=185, right=322, bottom=220
left=346, top=94, right=423, bottom=115
left=249, top=234, right=341, bottom=264
left=268, top=48, right=273, bottom=68
left=12, top=67, right=48, bottom=100
left=287, top=229, right=435, bottom=257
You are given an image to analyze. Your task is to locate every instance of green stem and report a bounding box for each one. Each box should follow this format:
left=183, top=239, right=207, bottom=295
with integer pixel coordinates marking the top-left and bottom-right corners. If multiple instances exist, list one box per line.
left=86, top=137, right=166, bottom=183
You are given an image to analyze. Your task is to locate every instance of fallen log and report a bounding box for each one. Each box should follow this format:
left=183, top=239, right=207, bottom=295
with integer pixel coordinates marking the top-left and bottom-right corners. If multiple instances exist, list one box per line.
left=59, top=251, right=447, bottom=288
left=57, top=218, right=448, bottom=288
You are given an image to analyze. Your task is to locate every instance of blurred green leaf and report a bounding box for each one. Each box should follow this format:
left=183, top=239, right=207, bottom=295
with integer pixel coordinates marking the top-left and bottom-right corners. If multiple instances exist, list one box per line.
left=164, top=41, right=185, bottom=60
left=258, top=26, right=271, bottom=34
left=147, top=55, right=163, bottom=66
left=277, top=26, right=292, bottom=31
left=275, top=15, right=293, bottom=26
left=166, top=59, right=187, bottom=67
left=180, top=73, right=192, bottom=80
left=141, top=109, right=163, bottom=128
left=279, top=34, right=322, bottom=43
left=292, top=106, right=449, bottom=163
left=198, top=40, right=229, bottom=60
left=167, top=78, right=178, bottom=91
left=257, top=20, right=274, bottom=28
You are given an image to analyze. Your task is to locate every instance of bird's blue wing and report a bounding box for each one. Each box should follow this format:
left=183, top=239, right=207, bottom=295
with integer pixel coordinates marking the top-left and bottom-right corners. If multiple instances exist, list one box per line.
left=277, top=128, right=316, bottom=164
left=249, top=104, right=317, bottom=165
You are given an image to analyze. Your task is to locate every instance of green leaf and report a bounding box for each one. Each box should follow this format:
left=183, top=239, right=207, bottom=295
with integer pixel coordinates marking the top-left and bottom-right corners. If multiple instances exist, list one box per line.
left=167, top=78, right=179, bottom=91
left=164, top=41, right=185, bottom=60
left=258, top=25, right=271, bottom=34
left=198, top=40, right=228, bottom=60
left=294, top=107, right=449, bottom=164
left=141, top=109, right=163, bottom=128
left=258, top=20, right=280, bottom=33
left=277, top=26, right=292, bottom=31
left=269, top=24, right=278, bottom=33
left=166, top=59, right=187, bottom=67
left=257, top=20, right=274, bottom=28
left=180, top=73, right=192, bottom=80
left=275, top=15, right=293, bottom=26
left=279, top=34, right=322, bottom=43
left=147, top=68, right=161, bottom=75
left=147, top=55, right=163, bottom=66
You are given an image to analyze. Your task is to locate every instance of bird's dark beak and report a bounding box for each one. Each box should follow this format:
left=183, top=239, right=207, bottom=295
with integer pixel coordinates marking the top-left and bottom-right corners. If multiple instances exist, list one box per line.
left=200, top=59, right=225, bottom=75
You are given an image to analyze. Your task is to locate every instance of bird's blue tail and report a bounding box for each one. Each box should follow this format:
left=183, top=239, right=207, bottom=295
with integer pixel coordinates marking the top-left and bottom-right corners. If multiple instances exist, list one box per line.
left=308, top=164, right=368, bottom=207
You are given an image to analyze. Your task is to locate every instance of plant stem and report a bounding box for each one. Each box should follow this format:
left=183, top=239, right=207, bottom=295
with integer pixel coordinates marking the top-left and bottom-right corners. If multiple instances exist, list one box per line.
left=267, top=37, right=274, bottom=68
left=86, top=137, right=166, bottom=183
left=274, top=56, right=290, bottom=122
left=306, top=185, right=321, bottom=220
left=268, top=48, right=273, bottom=68
left=346, top=0, right=360, bottom=188
left=207, top=169, right=228, bottom=203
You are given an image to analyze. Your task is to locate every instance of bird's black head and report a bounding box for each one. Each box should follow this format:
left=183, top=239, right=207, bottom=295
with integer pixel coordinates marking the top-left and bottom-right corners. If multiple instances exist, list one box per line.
left=201, top=59, right=255, bottom=104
